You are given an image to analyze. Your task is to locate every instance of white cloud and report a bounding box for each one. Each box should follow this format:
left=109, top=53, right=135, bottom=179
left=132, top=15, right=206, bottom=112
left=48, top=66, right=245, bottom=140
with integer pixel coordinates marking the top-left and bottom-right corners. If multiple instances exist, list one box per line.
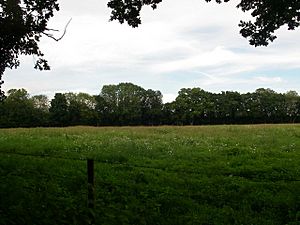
left=154, top=46, right=237, bottom=73
left=255, top=76, right=283, bottom=84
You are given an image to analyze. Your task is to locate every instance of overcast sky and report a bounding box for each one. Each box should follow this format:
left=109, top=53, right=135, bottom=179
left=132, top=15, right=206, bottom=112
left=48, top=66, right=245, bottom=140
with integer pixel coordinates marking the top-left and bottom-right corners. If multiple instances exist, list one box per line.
left=3, top=0, right=300, bottom=102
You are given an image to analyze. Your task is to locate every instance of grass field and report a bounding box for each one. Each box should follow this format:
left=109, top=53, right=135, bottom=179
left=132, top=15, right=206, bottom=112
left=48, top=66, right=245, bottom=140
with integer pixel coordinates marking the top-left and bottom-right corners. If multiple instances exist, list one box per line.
left=0, top=125, right=300, bottom=225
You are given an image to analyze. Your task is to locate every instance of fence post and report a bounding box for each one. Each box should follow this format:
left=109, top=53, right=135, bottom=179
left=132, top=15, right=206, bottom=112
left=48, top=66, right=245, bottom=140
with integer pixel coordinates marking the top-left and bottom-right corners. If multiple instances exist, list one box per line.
left=87, top=159, right=95, bottom=225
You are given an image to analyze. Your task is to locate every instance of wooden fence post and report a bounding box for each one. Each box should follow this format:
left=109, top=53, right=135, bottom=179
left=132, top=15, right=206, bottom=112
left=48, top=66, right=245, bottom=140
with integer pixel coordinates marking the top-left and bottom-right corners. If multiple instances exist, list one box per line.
left=87, top=159, right=95, bottom=224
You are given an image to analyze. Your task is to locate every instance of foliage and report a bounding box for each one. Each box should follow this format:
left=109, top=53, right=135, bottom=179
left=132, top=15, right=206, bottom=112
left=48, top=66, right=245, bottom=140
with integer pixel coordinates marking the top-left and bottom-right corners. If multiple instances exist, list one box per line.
left=96, top=83, right=163, bottom=125
left=0, top=125, right=299, bottom=224
left=236, top=0, right=300, bottom=46
left=142, top=89, right=163, bottom=125
left=107, top=0, right=300, bottom=46
left=49, top=93, right=69, bottom=127
left=0, top=0, right=59, bottom=100
left=0, top=88, right=46, bottom=127
left=1, top=84, right=300, bottom=127
left=31, top=94, right=50, bottom=126
left=65, top=92, right=97, bottom=126
left=172, top=87, right=300, bottom=125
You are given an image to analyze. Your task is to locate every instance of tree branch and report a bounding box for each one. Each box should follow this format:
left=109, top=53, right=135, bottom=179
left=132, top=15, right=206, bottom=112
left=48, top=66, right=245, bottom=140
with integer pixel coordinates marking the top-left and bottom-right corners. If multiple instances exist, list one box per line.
left=42, top=18, right=72, bottom=42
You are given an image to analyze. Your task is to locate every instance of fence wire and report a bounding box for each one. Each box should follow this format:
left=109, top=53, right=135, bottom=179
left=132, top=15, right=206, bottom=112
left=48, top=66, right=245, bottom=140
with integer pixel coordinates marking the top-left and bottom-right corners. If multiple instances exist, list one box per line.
left=0, top=151, right=299, bottom=182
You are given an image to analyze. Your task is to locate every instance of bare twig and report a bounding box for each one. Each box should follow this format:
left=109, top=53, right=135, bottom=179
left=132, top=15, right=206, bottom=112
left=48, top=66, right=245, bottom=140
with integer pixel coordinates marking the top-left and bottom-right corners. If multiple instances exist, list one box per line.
left=45, top=28, right=60, bottom=32
left=42, top=18, right=72, bottom=41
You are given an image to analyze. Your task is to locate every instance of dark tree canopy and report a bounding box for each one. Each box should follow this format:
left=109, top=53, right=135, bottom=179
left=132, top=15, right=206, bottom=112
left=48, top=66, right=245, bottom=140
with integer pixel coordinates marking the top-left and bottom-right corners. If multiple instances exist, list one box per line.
left=107, top=0, right=300, bottom=46
left=0, top=0, right=59, bottom=100
left=0, top=84, right=300, bottom=128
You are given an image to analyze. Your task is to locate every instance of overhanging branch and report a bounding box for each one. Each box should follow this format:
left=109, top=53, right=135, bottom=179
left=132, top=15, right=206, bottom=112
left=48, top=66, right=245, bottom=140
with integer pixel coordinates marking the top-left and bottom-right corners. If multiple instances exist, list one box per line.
left=43, top=18, right=72, bottom=41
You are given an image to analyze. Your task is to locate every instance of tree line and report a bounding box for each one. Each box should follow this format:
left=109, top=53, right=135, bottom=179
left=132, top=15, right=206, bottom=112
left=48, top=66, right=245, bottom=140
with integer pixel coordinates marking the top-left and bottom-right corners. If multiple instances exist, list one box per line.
left=0, top=82, right=299, bottom=128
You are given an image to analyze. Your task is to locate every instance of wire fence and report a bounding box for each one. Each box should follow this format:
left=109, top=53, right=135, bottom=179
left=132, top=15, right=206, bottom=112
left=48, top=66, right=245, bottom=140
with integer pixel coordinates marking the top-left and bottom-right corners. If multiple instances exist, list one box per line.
left=1, top=150, right=300, bottom=182
left=1, top=150, right=300, bottom=225
left=0, top=153, right=199, bottom=200
left=1, top=150, right=206, bottom=225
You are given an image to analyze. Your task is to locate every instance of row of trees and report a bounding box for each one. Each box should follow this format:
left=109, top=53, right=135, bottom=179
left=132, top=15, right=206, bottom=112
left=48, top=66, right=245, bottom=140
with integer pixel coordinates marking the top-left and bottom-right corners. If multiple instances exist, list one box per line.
left=0, top=83, right=300, bottom=128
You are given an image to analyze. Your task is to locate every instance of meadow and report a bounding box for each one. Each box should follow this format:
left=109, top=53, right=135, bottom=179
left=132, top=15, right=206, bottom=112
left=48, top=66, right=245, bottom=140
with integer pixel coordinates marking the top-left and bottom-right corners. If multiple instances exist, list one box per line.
left=0, top=125, right=299, bottom=225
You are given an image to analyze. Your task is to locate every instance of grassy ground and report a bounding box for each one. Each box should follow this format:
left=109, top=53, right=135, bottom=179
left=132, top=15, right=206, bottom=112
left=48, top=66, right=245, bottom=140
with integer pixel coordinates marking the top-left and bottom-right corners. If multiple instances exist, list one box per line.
left=0, top=125, right=299, bottom=225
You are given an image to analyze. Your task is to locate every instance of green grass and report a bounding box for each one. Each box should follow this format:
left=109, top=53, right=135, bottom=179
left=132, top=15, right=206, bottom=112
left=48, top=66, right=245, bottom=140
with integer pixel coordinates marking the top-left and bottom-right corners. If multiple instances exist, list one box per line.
left=0, top=125, right=300, bottom=225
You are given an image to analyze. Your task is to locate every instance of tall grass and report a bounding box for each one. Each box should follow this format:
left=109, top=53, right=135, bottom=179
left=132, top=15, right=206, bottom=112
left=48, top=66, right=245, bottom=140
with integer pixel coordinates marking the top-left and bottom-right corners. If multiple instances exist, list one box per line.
left=0, top=125, right=299, bottom=224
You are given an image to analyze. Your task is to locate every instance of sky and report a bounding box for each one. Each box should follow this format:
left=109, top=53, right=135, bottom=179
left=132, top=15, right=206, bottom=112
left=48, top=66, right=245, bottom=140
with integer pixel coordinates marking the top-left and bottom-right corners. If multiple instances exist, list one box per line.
left=3, top=0, right=300, bottom=102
